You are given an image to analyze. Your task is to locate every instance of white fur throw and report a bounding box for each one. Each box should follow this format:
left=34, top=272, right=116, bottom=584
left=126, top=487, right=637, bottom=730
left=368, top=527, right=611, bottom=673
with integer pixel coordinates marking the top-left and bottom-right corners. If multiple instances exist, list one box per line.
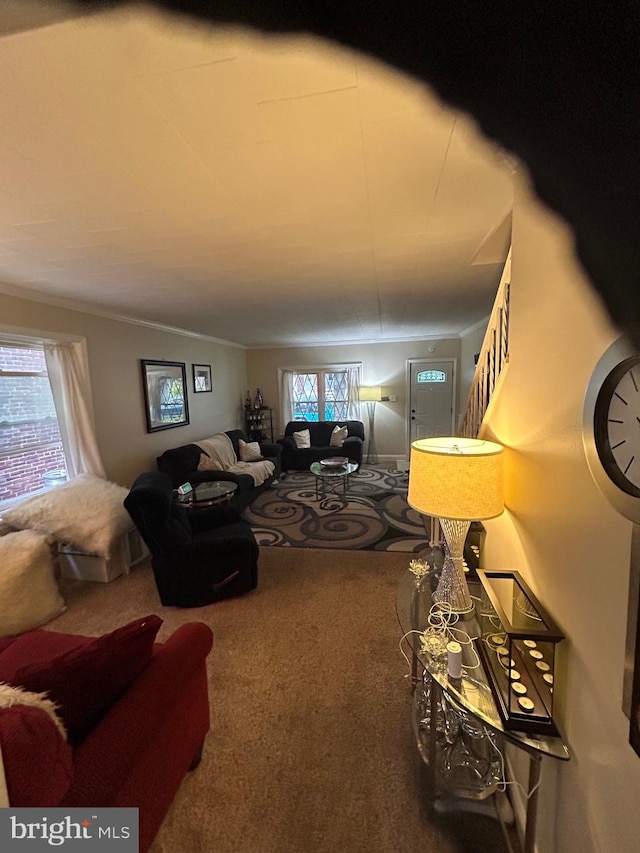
left=0, top=682, right=67, bottom=740
left=1, top=474, right=131, bottom=557
left=0, top=530, right=65, bottom=637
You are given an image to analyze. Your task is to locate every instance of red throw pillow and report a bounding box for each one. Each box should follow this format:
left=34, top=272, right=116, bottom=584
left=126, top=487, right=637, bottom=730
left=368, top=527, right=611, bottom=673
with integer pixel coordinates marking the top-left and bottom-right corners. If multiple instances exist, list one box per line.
left=0, top=704, right=74, bottom=806
left=12, top=615, right=162, bottom=745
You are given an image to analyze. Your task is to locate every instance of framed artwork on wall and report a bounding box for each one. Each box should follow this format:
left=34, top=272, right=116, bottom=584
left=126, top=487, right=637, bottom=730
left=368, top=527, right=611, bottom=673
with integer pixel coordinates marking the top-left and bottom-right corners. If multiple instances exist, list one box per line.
left=141, top=359, right=189, bottom=433
left=193, top=363, right=212, bottom=393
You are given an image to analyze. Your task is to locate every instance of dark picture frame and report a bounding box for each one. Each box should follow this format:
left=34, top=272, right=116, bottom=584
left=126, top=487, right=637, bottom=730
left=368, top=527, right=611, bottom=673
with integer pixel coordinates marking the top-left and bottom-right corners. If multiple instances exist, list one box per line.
left=141, top=359, right=189, bottom=433
left=193, top=363, right=212, bottom=393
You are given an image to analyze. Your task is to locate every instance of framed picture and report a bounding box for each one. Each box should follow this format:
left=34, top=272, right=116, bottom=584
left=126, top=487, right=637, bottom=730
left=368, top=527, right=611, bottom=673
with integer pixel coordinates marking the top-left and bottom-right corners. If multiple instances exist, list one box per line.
left=193, top=363, right=212, bottom=393
left=141, top=359, right=189, bottom=433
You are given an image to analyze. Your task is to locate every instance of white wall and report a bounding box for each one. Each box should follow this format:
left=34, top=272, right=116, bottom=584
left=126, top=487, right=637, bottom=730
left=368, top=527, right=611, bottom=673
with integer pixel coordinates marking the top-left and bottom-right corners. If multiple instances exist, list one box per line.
left=246, top=337, right=462, bottom=460
left=0, top=290, right=248, bottom=487
left=481, top=177, right=640, bottom=852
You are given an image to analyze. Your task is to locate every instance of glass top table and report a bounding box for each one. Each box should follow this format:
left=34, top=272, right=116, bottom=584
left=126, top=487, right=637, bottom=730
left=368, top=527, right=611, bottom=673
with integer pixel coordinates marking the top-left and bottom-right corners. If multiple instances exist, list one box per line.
left=309, top=459, right=358, bottom=499
left=396, top=567, right=570, bottom=761
left=176, top=480, right=238, bottom=508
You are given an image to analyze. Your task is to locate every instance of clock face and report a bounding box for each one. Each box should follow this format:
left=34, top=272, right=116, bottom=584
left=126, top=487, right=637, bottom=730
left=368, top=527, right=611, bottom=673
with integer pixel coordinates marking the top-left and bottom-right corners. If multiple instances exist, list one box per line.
left=594, top=356, right=640, bottom=497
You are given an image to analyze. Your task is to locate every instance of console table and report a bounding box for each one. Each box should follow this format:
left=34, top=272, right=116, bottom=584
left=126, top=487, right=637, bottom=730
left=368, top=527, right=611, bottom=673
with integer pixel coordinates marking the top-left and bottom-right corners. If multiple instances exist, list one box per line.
left=396, top=568, right=570, bottom=853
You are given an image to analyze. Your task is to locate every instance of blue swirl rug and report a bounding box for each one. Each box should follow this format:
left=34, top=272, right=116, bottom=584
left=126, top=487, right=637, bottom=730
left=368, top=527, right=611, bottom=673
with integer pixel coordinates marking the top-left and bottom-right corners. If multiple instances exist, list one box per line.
left=241, top=466, right=429, bottom=552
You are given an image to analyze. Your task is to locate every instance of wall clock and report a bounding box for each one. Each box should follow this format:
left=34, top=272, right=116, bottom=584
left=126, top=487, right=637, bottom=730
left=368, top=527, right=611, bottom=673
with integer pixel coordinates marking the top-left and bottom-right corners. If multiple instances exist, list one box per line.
left=583, top=336, right=640, bottom=523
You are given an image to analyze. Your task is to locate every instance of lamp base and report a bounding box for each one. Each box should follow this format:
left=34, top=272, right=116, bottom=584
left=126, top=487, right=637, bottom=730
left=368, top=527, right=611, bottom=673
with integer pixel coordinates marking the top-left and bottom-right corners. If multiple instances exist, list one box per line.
left=432, top=518, right=474, bottom=615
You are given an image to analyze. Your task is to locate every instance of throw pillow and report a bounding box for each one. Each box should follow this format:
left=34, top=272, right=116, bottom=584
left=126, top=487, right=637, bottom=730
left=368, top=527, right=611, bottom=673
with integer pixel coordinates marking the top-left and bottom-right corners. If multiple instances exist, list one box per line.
left=197, top=453, right=220, bottom=471
left=0, top=530, right=65, bottom=638
left=238, top=439, right=262, bottom=462
left=12, top=614, right=162, bottom=745
left=292, top=429, right=311, bottom=449
left=329, top=425, right=348, bottom=447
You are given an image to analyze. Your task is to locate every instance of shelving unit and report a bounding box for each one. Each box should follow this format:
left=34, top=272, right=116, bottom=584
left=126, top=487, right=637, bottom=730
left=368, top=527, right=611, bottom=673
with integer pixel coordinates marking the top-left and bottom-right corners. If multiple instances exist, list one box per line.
left=244, top=406, right=274, bottom=442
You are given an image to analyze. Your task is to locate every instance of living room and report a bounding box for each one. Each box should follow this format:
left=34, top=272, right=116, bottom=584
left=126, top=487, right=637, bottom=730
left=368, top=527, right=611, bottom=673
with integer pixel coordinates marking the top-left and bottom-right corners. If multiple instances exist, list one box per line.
left=1, top=4, right=640, bottom=853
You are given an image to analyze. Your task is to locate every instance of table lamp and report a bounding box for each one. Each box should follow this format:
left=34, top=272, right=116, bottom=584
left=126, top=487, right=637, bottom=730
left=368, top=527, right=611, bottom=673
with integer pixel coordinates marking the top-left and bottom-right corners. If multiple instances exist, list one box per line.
left=359, top=386, right=382, bottom=464
left=407, top=437, right=504, bottom=614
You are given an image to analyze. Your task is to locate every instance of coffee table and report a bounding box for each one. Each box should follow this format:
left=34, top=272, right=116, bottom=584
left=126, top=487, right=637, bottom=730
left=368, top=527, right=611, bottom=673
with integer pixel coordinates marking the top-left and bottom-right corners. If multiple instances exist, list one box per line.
left=176, top=480, right=238, bottom=508
left=310, top=459, right=358, bottom=499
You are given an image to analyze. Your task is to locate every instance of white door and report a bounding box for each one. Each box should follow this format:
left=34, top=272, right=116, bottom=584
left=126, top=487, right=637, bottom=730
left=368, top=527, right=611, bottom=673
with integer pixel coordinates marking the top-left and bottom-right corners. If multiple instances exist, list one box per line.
left=408, top=359, right=455, bottom=446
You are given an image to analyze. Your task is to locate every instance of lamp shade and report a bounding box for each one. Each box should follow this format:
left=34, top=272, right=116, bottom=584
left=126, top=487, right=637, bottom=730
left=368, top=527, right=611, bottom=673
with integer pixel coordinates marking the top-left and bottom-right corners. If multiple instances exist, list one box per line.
left=359, top=386, right=382, bottom=402
left=408, top=437, right=504, bottom=521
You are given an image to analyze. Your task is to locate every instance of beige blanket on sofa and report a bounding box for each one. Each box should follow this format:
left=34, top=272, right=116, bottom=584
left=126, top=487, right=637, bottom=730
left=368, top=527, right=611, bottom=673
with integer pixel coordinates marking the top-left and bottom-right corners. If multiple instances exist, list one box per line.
left=196, top=433, right=274, bottom=487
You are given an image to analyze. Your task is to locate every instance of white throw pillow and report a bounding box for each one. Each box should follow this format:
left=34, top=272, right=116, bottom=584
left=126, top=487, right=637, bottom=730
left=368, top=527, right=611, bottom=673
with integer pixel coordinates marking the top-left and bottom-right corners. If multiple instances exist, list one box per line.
left=329, top=425, right=348, bottom=447
left=292, top=429, right=311, bottom=449
left=239, top=439, right=262, bottom=462
left=197, top=453, right=221, bottom=471
left=0, top=530, right=65, bottom=637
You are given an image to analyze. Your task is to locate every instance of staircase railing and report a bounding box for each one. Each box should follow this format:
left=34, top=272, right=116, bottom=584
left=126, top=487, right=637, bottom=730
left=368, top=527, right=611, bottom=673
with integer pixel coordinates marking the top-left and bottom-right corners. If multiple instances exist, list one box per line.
left=459, top=250, right=511, bottom=438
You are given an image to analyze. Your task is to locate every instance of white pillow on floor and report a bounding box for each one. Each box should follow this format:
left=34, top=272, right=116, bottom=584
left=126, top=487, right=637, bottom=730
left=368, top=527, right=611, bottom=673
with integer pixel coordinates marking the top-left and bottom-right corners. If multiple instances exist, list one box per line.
left=0, top=530, right=65, bottom=637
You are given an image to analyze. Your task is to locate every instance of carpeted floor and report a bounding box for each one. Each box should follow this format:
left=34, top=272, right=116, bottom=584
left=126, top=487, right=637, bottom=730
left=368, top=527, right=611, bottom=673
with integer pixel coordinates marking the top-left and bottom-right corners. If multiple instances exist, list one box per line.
left=242, top=466, right=431, bottom=552
left=48, top=548, right=513, bottom=853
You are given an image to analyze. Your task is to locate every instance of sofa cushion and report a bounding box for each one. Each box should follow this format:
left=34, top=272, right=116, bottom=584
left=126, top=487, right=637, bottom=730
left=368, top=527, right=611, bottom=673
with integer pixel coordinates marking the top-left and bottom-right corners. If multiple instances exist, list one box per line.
left=329, top=424, right=348, bottom=447
left=0, top=530, right=65, bottom=638
left=293, top=429, right=311, bottom=448
left=9, top=615, right=163, bottom=745
left=0, top=702, right=73, bottom=806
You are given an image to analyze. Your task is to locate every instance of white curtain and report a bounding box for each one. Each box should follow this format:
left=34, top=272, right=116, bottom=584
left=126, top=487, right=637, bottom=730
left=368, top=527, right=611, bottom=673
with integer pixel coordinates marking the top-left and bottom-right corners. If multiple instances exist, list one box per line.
left=346, top=365, right=361, bottom=419
left=279, top=369, right=294, bottom=431
left=44, top=341, right=106, bottom=479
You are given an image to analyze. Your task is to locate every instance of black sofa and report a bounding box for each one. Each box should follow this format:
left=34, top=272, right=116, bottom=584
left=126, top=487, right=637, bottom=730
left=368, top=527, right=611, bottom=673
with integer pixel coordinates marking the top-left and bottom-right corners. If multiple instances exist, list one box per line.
left=124, top=471, right=258, bottom=607
left=277, top=420, right=365, bottom=471
left=156, top=429, right=281, bottom=511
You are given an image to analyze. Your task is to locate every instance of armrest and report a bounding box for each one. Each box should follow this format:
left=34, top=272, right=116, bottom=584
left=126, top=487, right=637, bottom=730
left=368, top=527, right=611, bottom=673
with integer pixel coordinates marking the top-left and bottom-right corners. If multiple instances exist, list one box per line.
left=277, top=436, right=296, bottom=450
left=63, top=623, right=213, bottom=807
left=188, top=504, right=241, bottom=533
left=259, top=442, right=282, bottom=458
left=344, top=435, right=363, bottom=445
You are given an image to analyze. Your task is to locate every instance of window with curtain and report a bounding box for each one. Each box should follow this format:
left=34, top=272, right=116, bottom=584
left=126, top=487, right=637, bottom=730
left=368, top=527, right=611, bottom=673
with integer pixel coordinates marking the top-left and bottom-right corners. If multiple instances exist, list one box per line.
left=0, top=342, right=67, bottom=505
left=281, top=365, right=361, bottom=423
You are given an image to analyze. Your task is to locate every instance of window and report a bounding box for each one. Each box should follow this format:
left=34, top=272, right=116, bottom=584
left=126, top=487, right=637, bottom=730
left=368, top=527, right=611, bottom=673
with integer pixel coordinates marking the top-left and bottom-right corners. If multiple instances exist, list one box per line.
left=416, top=369, right=446, bottom=383
left=290, top=369, right=352, bottom=421
left=0, top=343, right=67, bottom=505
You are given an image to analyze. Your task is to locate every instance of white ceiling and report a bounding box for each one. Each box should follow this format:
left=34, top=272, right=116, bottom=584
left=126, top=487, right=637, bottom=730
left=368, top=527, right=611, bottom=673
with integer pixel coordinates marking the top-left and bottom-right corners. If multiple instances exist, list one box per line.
left=0, top=3, right=514, bottom=348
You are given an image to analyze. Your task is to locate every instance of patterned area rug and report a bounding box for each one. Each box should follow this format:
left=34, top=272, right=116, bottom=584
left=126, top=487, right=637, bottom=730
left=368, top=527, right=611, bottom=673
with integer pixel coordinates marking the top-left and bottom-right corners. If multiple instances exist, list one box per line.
left=242, top=466, right=430, bottom=551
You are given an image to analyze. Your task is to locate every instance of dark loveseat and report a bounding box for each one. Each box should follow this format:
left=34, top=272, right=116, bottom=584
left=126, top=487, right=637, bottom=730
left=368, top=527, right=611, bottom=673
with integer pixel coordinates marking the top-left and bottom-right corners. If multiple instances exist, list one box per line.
left=157, top=429, right=281, bottom=511
left=277, top=420, right=365, bottom=471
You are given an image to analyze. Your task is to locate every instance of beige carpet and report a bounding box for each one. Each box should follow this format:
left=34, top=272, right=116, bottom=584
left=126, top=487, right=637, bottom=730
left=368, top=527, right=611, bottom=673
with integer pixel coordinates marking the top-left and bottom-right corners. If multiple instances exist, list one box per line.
left=48, top=548, right=511, bottom=853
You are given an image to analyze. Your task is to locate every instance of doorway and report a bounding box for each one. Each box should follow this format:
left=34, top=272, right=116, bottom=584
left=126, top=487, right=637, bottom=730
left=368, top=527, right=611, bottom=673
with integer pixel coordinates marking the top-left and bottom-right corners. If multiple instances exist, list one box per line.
left=406, top=358, right=456, bottom=456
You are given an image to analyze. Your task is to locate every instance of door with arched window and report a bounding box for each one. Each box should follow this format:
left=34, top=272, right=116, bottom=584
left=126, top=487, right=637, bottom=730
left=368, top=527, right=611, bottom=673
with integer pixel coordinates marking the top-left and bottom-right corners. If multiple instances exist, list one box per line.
left=407, top=358, right=456, bottom=449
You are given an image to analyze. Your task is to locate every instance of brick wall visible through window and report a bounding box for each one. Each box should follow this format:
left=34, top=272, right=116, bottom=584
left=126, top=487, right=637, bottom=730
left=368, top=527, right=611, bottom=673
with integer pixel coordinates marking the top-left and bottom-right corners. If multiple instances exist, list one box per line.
left=0, top=344, right=67, bottom=503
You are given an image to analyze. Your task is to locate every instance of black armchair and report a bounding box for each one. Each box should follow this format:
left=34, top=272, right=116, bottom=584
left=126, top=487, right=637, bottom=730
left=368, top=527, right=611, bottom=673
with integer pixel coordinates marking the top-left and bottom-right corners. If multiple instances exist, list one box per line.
left=124, top=471, right=258, bottom=607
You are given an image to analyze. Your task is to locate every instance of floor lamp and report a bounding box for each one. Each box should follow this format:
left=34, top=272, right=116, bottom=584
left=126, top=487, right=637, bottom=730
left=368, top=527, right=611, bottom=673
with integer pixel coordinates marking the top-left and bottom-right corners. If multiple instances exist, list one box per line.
left=360, top=386, right=382, bottom=464
left=407, top=437, right=504, bottom=614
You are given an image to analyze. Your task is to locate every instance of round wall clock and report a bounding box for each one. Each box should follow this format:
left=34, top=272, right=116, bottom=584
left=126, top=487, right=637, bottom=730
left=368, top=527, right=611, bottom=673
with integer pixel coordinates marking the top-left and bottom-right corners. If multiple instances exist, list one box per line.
left=583, top=336, right=640, bottom=522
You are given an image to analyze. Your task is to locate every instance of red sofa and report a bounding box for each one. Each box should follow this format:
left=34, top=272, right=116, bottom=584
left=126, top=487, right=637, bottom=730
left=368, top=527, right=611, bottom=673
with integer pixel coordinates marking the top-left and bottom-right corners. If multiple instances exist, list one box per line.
left=0, top=618, right=213, bottom=852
